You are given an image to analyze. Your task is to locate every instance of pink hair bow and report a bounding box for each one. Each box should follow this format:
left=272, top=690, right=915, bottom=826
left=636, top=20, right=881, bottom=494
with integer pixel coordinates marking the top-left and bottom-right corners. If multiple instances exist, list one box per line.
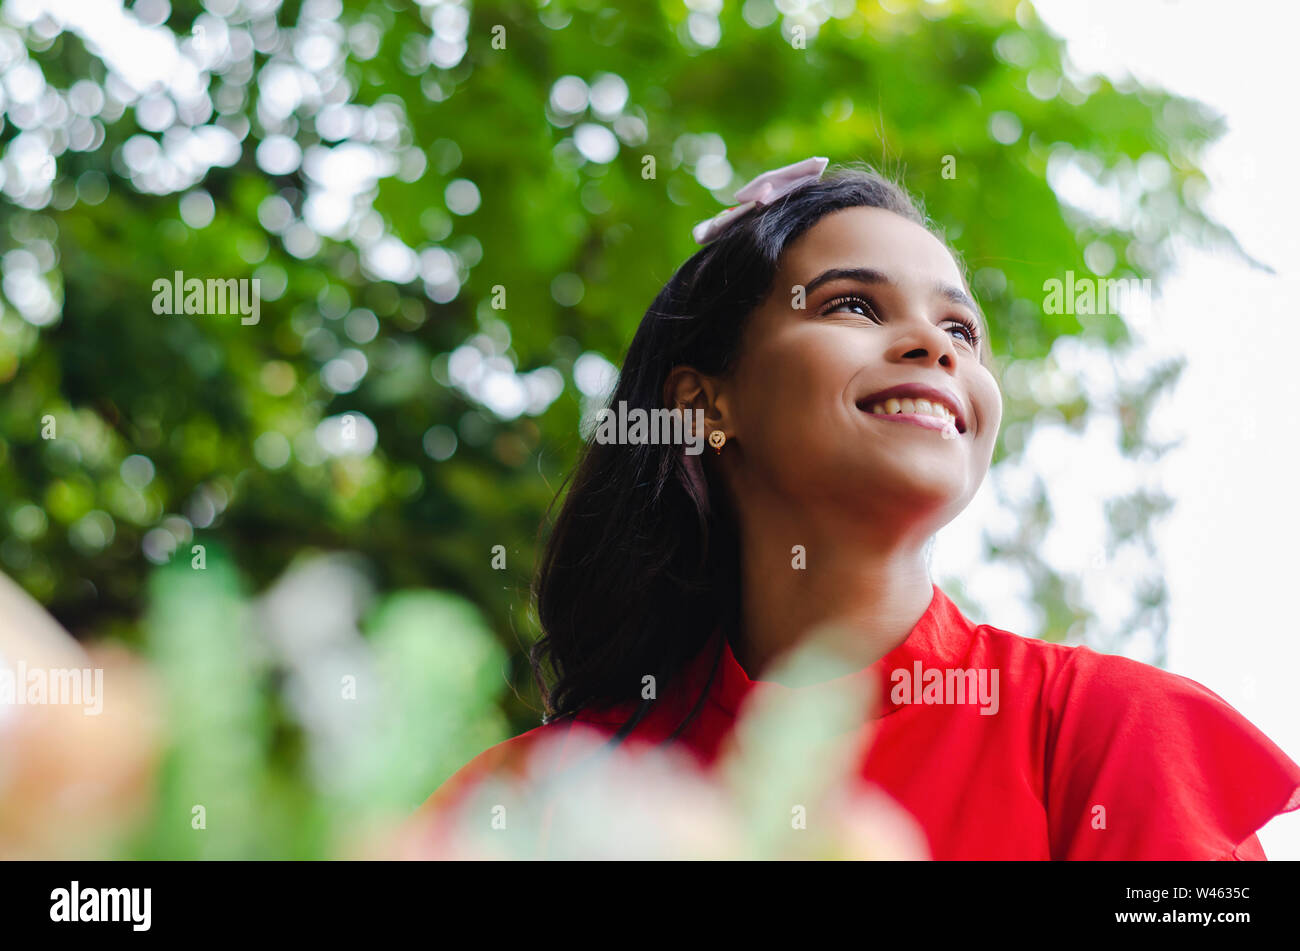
left=691, top=156, right=829, bottom=245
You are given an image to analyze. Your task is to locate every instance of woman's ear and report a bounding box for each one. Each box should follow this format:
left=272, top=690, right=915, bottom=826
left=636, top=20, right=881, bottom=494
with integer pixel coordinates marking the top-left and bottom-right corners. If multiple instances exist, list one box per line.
left=662, top=365, right=732, bottom=437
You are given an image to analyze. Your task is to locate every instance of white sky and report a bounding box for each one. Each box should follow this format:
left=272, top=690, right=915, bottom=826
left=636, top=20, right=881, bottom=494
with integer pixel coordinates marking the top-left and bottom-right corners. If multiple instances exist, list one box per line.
left=1009, top=0, right=1300, bottom=860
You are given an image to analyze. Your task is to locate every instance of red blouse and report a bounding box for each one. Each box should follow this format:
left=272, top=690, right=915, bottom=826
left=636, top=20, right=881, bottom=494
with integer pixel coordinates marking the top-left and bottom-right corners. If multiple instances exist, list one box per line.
left=416, top=585, right=1300, bottom=859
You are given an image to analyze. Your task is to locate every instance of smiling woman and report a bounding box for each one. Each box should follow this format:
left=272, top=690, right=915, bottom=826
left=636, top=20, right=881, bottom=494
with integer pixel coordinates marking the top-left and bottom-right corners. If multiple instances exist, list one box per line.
left=409, top=159, right=1300, bottom=860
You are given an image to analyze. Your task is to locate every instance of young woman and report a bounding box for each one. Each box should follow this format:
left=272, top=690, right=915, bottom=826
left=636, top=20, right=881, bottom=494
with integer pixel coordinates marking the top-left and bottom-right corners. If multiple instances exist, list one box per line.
left=412, top=157, right=1300, bottom=859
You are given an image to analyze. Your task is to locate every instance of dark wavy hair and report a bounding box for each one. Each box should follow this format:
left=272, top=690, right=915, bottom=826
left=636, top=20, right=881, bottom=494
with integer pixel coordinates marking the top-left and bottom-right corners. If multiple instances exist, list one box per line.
left=528, top=160, right=980, bottom=741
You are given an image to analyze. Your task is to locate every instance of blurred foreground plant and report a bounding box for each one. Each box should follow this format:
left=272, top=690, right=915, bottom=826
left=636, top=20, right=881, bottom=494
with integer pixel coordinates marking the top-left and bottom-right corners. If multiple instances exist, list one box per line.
left=0, top=571, right=161, bottom=859
left=1, top=548, right=510, bottom=859
left=4, top=552, right=927, bottom=860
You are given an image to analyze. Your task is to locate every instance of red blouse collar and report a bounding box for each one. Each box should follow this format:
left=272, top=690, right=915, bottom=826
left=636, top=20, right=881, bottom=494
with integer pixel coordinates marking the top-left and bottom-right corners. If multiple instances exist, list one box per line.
left=687, top=583, right=979, bottom=720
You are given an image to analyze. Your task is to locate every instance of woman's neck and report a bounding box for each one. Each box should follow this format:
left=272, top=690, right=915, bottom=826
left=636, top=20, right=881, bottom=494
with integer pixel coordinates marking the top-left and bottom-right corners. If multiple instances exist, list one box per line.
left=730, top=508, right=934, bottom=683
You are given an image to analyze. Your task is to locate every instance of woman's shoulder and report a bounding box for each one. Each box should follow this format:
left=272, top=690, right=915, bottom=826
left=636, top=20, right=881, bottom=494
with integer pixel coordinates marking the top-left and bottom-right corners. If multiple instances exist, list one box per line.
left=993, top=627, right=1260, bottom=730
left=412, top=705, right=636, bottom=820
left=970, top=620, right=1293, bottom=760
left=401, top=711, right=643, bottom=857
left=416, top=719, right=569, bottom=816
left=989, top=635, right=1300, bottom=859
left=967, top=618, right=1220, bottom=706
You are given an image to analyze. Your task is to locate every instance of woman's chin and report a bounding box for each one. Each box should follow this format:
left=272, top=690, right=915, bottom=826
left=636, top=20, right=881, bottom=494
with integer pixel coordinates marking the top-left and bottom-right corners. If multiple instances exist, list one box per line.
left=843, top=460, right=970, bottom=516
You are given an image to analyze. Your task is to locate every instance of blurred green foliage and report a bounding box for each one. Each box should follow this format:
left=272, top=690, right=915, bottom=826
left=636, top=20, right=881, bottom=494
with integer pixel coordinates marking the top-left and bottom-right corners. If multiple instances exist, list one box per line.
left=127, top=546, right=507, bottom=857
left=0, top=0, right=1246, bottom=853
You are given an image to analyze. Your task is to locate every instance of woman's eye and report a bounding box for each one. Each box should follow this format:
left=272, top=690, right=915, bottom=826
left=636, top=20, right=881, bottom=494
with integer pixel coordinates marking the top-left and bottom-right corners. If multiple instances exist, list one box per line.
left=944, top=319, right=981, bottom=347
left=823, top=295, right=880, bottom=321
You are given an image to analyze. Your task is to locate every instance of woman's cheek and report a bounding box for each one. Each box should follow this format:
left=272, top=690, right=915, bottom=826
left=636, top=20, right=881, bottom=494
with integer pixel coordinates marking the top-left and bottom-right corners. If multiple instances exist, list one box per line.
left=976, top=380, right=1003, bottom=445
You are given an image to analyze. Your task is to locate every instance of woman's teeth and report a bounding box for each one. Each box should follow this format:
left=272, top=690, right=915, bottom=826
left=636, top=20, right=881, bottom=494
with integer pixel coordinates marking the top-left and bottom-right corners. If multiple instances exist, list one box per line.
left=868, top=397, right=956, bottom=424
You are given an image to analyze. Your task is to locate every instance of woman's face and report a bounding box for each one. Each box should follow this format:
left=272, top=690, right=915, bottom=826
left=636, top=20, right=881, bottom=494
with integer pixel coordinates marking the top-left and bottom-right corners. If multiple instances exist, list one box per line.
left=717, top=205, right=1002, bottom=538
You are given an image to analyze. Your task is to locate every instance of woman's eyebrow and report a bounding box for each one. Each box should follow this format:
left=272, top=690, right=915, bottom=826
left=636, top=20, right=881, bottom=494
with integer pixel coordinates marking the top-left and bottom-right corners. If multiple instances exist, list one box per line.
left=804, top=266, right=889, bottom=296
left=804, top=266, right=982, bottom=318
left=935, top=282, right=982, bottom=319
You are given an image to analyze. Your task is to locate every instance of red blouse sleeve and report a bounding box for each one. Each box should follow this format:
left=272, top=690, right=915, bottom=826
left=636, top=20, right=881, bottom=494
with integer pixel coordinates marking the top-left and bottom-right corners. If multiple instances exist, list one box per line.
left=1044, top=646, right=1300, bottom=860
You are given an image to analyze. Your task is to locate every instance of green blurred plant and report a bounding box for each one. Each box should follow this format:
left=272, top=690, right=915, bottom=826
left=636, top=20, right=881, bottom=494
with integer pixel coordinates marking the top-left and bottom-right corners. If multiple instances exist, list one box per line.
left=126, top=547, right=508, bottom=858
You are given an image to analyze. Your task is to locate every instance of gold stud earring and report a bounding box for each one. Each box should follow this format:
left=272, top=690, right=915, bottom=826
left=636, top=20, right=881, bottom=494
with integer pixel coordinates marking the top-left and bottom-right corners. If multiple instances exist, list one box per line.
left=708, top=430, right=727, bottom=454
